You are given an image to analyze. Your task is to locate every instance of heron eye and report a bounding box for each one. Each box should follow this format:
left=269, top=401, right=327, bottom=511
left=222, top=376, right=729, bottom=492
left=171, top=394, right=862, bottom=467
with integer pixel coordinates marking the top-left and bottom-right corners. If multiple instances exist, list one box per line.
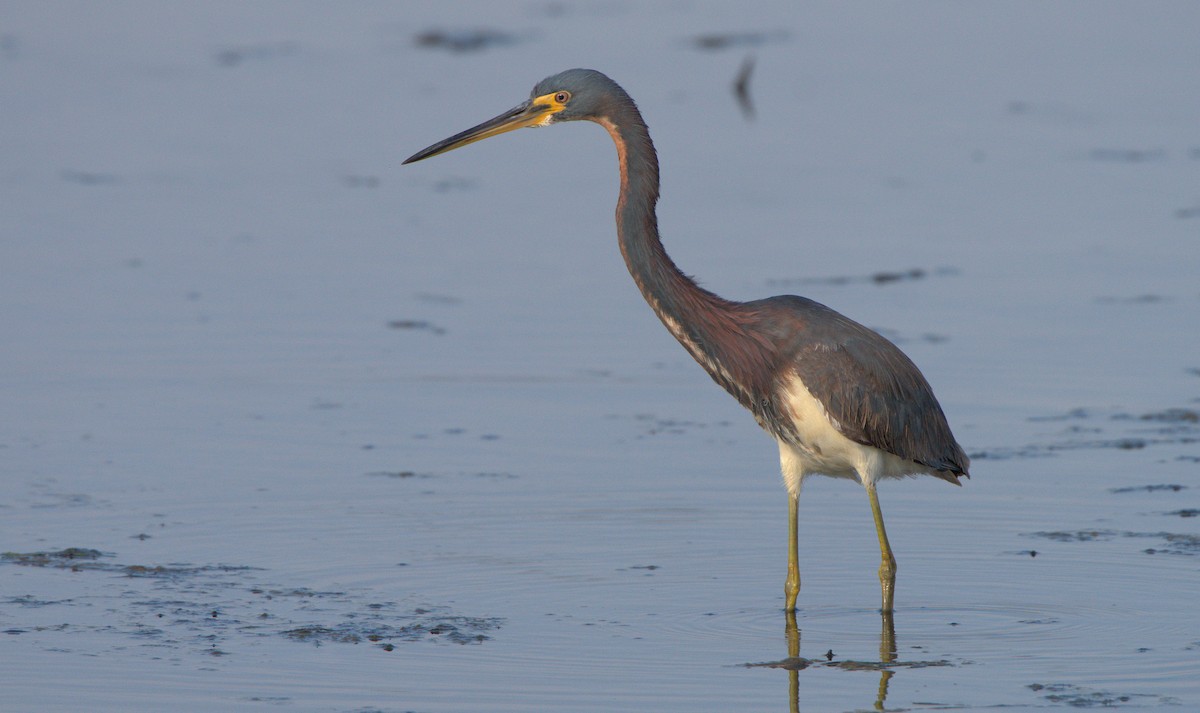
left=554, top=91, right=571, bottom=104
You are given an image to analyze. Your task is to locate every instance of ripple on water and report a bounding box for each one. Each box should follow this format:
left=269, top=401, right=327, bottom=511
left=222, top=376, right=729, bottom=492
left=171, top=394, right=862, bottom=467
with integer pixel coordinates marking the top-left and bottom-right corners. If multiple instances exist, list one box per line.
left=638, top=600, right=1118, bottom=653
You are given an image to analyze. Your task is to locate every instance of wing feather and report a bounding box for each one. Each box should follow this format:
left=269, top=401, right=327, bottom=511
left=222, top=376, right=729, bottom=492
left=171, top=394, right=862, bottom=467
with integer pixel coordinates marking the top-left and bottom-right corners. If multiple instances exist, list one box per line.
left=752, top=296, right=969, bottom=478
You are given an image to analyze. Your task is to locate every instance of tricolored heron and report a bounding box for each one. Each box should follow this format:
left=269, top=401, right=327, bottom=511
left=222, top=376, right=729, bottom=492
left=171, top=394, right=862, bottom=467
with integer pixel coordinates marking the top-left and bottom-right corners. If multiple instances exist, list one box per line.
left=404, top=69, right=969, bottom=613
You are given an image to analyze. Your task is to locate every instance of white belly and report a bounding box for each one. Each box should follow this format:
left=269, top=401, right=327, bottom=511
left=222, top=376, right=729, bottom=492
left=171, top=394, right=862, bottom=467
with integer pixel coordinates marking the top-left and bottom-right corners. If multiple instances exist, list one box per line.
left=776, top=373, right=931, bottom=497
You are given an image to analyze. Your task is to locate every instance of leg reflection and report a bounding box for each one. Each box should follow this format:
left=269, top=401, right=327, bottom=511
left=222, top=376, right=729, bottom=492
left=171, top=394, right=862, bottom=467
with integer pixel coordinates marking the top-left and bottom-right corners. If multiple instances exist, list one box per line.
left=785, top=610, right=800, bottom=713
left=775, top=609, right=899, bottom=712
left=875, top=610, right=896, bottom=710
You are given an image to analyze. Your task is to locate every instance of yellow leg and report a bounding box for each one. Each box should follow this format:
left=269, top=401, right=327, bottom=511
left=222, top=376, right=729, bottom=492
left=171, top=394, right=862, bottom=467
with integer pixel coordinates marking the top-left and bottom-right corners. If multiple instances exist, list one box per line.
left=867, top=484, right=897, bottom=613
left=785, top=493, right=800, bottom=612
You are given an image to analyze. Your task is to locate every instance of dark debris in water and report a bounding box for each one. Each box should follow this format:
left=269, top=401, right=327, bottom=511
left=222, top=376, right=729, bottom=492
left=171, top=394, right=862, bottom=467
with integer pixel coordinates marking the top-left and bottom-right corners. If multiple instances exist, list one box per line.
left=4, top=549, right=236, bottom=579
left=970, top=438, right=1153, bottom=460
left=826, top=658, right=952, bottom=671
left=616, top=412, right=734, bottom=439
left=414, top=28, right=523, bottom=53
left=967, top=446, right=1053, bottom=461
left=0, top=548, right=503, bottom=655
left=643, top=417, right=725, bottom=437
left=1029, top=530, right=1118, bottom=543
left=6, top=595, right=74, bottom=607
left=366, top=470, right=429, bottom=480
left=3, top=547, right=263, bottom=579
left=767, top=267, right=959, bottom=289
left=1028, top=682, right=1179, bottom=707
left=1028, top=408, right=1091, bottom=422
left=1138, top=531, right=1200, bottom=555
left=123, top=563, right=262, bottom=579
left=1110, top=484, right=1187, bottom=494
left=2, top=548, right=107, bottom=565
left=388, top=319, right=446, bottom=335
left=745, top=656, right=952, bottom=671
left=214, top=41, right=298, bottom=67
left=366, top=467, right=515, bottom=482
left=1139, top=407, right=1199, bottom=423
left=1027, top=530, right=1200, bottom=555
left=282, top=611, right=501, bottom=647
left=1164, top=509, right=1200, bottom=518
left=974, top=405, right=1200, bottom=461
left=251, top=586, right=346, bottom=599
left=689, top=30, right=788, bottom=51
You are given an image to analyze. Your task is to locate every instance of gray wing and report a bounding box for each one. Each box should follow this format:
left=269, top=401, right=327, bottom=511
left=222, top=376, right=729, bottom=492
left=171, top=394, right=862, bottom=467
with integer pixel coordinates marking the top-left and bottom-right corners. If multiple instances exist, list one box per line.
left=753, top=296, right=969, bottom=478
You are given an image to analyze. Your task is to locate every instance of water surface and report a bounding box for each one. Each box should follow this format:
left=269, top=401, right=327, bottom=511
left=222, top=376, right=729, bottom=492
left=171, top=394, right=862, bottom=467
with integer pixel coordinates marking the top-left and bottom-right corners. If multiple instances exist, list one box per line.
left=3, top=2, right=1198, bottom=711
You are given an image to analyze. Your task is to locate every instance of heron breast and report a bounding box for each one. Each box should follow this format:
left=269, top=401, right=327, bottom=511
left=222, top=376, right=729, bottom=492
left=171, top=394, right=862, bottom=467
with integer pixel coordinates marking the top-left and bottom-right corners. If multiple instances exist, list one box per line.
left=778, top=373, right=934, bottom=483
left=777, top=374, right=863, bottom=477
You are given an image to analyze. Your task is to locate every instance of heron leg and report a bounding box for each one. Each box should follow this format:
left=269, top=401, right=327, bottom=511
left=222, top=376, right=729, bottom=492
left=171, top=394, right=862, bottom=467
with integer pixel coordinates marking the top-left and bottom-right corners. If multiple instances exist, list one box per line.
left=866, top=484, right=897, bottom=613
left=785, top=492, right=800, bottom=612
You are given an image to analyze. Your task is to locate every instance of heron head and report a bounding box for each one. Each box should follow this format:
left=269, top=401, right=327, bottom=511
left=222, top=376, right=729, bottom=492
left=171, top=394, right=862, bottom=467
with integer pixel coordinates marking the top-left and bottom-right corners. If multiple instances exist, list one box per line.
left=403, top=69, right=627, bottom=164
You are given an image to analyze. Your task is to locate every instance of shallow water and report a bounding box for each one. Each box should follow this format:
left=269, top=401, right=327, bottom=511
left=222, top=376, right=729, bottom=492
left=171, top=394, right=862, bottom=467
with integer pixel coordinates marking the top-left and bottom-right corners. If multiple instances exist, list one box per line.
left=3, top=2, right=1199, bottom=711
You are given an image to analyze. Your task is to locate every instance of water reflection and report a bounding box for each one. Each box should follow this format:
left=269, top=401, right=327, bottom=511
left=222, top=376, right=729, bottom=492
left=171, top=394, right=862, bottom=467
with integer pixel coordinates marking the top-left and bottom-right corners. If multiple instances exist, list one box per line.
left=758, top=611, right=899, bottom=712
left=785, top=611, right=802, bottom=713
left=875, top=612, right=897, bottom=711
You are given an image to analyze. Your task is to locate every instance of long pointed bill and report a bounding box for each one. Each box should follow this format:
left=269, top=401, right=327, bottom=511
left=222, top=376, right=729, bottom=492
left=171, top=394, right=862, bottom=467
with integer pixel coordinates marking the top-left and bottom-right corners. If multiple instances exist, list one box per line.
left=403, top=99, right=555, bottom=165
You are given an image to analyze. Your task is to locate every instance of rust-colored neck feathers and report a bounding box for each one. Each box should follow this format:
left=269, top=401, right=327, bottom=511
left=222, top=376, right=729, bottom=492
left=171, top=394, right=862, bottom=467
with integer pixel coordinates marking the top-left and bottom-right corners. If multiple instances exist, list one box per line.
left=592, top=106, right=776, bottom=414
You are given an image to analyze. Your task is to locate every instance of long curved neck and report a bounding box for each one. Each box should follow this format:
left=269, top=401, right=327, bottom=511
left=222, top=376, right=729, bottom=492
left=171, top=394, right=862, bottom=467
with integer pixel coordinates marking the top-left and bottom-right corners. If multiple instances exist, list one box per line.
left=594, top=108, right=728, bottom=344
left=594, top=106, right=772, bottom=408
